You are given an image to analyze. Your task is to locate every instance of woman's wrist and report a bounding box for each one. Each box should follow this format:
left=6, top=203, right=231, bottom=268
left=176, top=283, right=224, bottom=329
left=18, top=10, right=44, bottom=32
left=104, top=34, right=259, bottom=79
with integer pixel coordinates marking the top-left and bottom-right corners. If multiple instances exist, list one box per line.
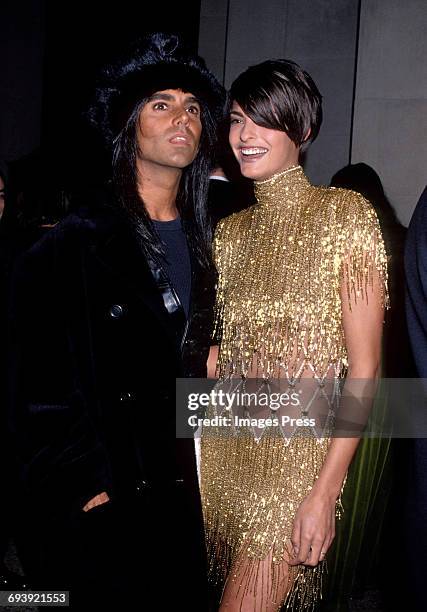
left=310, top=478, right=342, bottom=503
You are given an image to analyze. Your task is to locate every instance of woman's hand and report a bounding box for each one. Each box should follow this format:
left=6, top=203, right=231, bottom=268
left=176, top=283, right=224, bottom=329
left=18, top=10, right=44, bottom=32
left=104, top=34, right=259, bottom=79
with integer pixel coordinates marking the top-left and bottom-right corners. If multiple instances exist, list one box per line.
left=207, top=345, right=219, bottom=378
left=288, top=489, right=336, bottom=566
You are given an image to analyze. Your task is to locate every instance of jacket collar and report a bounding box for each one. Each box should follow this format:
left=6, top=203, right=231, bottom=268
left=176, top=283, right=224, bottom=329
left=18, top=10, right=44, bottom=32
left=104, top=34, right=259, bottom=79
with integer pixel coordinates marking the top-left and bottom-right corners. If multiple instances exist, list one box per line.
left=79, top=189, right=189, bottom=351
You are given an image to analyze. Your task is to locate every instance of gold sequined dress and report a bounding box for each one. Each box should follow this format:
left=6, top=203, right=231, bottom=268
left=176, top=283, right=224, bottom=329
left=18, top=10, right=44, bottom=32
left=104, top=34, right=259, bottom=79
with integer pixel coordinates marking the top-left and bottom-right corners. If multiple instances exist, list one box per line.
left=200, top=165, right=388, bottom=610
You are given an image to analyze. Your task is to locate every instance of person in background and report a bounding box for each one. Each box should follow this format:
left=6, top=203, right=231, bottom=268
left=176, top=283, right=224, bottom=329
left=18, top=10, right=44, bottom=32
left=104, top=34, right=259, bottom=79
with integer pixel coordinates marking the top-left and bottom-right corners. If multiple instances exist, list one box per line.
left=404, top=185, right=427, bottom=611
left=0, top=160, right=29, bottom=591
left=331, top=163, right=412, bottom=377
left=327, top=163, right=416, bottom=609
left=207, top=131, right=253, bottom=227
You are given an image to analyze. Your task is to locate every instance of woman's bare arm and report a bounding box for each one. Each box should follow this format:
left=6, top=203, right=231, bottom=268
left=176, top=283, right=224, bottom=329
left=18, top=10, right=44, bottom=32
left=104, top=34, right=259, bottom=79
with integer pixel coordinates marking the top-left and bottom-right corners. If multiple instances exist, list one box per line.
left=289, top=269, right=384, bottom=567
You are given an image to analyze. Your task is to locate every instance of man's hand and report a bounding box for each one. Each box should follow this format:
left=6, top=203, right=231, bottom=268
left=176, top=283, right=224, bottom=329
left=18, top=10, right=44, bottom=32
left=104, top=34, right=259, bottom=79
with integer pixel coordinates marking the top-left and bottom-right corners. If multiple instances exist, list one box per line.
left=82, top=491, right=110, bottom=512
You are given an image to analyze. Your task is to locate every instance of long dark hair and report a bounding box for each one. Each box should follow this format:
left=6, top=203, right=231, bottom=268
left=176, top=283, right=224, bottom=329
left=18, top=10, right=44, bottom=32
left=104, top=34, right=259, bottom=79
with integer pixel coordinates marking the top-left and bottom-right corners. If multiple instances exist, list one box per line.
left=112, top=94, right=218, bottom=269
left=86, top=33, right=226, bottom=269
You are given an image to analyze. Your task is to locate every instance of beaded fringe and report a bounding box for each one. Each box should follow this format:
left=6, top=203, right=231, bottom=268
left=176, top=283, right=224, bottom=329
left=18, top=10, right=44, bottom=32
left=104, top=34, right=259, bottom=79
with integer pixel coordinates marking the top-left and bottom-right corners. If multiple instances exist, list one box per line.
left=202, top=167, right=386, bottom=610
left=202, top=429, right=333, bottom=611
left=206, top=536, right=327, bottom=612
left=284, top=562, right=326, bottom=611
left=212, top=166, right=389, bottom=379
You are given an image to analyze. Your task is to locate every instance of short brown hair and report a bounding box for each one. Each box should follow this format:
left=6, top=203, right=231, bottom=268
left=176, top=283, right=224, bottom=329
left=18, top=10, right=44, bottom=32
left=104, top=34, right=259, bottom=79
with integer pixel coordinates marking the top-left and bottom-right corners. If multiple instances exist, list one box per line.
left=230, top=59, right=322, bottom=147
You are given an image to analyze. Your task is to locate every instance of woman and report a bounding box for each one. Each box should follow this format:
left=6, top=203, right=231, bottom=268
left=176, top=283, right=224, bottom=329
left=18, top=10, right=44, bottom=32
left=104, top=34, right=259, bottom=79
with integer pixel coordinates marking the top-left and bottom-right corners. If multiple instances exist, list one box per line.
left=200, top=60, right=388, bottom=611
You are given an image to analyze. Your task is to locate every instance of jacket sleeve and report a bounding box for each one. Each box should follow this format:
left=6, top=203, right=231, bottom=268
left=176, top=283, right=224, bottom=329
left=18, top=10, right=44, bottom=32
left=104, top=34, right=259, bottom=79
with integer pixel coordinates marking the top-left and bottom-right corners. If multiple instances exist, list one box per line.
left=405, top=187, right=427, bottom=378
left=7, top=227, right=112, bottom=514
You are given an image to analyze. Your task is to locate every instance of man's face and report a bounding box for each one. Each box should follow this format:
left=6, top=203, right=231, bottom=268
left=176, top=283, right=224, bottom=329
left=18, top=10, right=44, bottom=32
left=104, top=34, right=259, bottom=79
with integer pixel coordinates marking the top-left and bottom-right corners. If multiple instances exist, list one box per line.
left=136, top=89, right=202, bottom=175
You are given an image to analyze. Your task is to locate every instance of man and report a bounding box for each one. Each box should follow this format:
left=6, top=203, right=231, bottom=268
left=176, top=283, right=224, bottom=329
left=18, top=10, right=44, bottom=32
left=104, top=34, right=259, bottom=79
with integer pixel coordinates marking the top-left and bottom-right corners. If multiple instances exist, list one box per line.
left=8, top=33, right=225, bottom=609
left=404, top=185, right=427, bottom=610
left=406, top=186, right=427, bottom=377
left=0, top=161, right=29, bottom=591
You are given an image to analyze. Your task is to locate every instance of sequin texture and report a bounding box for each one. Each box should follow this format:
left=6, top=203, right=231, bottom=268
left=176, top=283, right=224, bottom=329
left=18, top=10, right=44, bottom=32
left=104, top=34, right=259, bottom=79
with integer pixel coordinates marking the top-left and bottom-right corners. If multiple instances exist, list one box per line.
left=200, top=165, right=388, bottom=610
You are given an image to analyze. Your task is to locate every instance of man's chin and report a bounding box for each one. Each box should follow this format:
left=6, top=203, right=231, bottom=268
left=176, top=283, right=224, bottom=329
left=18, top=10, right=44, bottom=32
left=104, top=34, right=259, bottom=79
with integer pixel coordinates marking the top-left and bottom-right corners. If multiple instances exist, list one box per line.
left=168, top=153, right=198, bottom=169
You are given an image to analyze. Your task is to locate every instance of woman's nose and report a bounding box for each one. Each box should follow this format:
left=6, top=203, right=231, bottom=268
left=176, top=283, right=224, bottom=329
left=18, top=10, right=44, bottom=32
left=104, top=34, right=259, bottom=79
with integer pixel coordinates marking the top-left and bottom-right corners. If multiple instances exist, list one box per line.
left=239, top=119, right=256, bottom=141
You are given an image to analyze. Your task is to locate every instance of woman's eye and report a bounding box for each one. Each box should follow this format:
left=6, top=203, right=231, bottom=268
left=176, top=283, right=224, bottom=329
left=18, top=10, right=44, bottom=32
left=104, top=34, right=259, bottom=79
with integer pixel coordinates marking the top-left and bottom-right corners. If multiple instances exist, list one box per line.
left=153, top=102, right=168, bottom=110
left=230, top=118, right=242, bottom=125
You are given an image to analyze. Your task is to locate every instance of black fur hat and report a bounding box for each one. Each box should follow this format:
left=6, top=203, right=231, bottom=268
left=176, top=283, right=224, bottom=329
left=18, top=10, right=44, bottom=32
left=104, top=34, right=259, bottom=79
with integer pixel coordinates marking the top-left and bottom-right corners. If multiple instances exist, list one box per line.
left=86, top=32, right=226, bottom=148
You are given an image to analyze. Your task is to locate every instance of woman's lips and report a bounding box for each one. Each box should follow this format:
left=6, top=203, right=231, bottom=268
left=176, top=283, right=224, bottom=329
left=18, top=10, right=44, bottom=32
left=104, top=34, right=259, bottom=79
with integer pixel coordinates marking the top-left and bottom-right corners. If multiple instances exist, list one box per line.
left=239, top=147, right=268, bottom=161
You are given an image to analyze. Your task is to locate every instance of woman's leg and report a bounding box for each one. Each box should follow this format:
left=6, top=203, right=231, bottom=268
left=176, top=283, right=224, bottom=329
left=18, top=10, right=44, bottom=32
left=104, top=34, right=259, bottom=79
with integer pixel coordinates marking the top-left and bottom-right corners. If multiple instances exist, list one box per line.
left=219, top=545, right=297, bottom=612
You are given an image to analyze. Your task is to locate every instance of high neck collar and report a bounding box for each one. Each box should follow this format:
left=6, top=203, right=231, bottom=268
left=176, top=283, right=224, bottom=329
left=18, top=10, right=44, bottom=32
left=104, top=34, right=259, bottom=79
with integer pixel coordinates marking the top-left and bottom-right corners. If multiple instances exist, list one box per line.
left=254, top=165, right=311, bottom=208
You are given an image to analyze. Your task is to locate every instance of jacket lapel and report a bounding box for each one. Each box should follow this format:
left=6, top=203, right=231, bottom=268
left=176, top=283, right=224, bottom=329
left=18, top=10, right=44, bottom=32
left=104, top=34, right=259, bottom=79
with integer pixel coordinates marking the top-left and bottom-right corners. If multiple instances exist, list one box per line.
left=88, top=203, right=187, bottom=349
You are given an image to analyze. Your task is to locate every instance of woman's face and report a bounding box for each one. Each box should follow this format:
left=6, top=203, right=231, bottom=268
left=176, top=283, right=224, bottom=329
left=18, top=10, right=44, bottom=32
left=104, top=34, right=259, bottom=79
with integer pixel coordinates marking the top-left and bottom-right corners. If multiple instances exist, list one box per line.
left=229, top=102, right=300, bottom=181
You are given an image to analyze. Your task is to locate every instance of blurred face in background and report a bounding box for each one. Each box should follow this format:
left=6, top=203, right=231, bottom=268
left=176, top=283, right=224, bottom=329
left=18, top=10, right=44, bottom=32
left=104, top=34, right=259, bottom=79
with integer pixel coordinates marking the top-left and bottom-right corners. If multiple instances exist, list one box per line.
left=0, top=176, right=5, bottom=220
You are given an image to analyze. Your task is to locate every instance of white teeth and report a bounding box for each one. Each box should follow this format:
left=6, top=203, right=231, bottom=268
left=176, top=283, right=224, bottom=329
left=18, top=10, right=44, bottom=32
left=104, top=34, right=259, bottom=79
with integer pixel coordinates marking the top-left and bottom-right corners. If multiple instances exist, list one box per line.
left=241, top=147, right=268, bottom=156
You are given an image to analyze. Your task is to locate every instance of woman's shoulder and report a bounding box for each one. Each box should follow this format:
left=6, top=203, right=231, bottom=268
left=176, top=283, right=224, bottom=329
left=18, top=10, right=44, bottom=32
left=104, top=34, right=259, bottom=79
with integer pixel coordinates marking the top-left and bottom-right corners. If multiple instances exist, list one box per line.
left=312, top=183, right=371, bottom=207
left=313, top=184, right=379, bottom=229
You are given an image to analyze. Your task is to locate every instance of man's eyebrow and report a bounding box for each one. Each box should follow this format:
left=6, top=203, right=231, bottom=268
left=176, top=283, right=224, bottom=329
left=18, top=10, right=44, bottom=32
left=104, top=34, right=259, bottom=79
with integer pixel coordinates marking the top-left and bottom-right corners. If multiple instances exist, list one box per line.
left=148, top=93, right=174, bottom=102
left=148, top=93, right=200, bottom=105
left=184, top=95, right=200, bottom=105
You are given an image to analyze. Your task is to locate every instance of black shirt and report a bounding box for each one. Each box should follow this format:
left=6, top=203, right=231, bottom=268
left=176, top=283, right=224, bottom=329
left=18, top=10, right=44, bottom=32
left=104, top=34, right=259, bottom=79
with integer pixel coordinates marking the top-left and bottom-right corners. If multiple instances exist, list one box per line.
left=152, top=217, right=191, bottom=318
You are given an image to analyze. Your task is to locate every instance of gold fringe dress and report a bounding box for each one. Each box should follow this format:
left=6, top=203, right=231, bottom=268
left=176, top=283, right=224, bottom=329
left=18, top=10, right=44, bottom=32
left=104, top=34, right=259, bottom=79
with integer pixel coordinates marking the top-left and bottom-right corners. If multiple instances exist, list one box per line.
left=200, top=165, right=388, bottom=611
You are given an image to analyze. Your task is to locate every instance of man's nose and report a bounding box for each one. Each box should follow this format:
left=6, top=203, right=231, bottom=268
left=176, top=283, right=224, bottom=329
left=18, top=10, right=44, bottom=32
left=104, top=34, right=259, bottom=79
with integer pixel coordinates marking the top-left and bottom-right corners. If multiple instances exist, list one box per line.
left=173, top=108, right=189, bottom=126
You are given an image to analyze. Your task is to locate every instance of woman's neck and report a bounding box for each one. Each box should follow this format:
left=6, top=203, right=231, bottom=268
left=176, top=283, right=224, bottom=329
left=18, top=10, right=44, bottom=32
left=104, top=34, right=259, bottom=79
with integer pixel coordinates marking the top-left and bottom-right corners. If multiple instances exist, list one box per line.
left=253, top=165, right=310, bottom=208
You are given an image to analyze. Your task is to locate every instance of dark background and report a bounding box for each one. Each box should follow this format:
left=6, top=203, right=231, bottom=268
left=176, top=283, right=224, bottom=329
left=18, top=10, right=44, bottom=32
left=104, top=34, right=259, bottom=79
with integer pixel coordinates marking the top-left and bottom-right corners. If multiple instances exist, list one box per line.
left=1, top=0, right=202, bottom=189
left=43, top=1, right=201, bottom=188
